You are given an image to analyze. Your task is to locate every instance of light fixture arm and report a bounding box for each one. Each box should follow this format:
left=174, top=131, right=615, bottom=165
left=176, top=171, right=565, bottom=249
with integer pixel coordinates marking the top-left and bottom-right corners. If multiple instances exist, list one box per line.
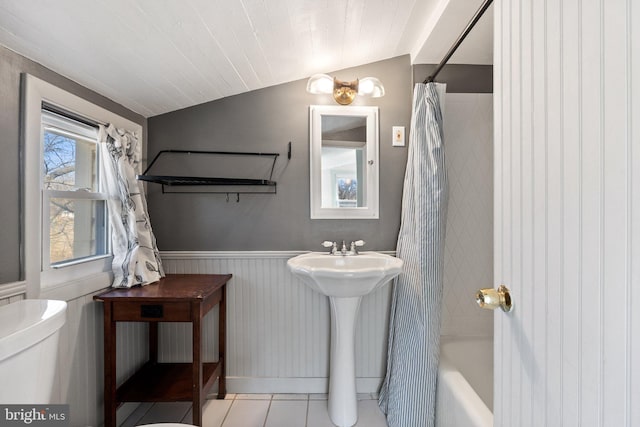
left=332, top=77, right=359, bottom=105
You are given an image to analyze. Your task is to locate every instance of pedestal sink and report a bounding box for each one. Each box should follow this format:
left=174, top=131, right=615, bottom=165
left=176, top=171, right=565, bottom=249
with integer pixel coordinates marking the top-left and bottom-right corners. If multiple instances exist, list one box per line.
left=287, top=251, right=403, bottom=427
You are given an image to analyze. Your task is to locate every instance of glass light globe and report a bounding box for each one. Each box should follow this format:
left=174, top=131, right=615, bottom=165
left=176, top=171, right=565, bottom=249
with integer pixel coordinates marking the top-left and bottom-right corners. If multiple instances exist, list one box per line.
left=358, top=77, right=385, bottom=97
left=307, top=74, right=334, bottom=94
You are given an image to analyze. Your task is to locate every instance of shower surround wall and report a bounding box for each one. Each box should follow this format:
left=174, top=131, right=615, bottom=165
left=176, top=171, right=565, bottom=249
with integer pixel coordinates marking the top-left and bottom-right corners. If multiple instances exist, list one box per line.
left=441, top=93, right=493, bottom=337
left=414, top=65, right=494, bottom=338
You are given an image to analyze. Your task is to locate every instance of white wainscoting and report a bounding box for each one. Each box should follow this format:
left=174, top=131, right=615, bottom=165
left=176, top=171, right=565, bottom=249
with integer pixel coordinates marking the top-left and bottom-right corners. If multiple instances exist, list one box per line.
left=0, top=292, right=25, bottom=306
left=54, top=289, right=149, bottom=427
left=160, top=251, right=393, bottom=393
left=0, top=284, right=148, bottom=427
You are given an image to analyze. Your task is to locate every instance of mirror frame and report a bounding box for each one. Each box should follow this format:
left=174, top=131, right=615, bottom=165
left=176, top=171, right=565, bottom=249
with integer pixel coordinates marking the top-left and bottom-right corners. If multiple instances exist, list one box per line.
left=309, top=105, right=379, bottom=219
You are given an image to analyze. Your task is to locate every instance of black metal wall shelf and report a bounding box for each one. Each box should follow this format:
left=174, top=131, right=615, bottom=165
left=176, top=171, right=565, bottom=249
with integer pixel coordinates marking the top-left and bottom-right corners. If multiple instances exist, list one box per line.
left=138, top=143, right=290, bottom=196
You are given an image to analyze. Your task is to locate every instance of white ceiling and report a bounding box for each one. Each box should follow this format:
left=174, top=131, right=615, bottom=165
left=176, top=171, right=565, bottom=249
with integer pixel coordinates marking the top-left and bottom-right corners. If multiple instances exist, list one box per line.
left=0, top=0, right=492, bottom=118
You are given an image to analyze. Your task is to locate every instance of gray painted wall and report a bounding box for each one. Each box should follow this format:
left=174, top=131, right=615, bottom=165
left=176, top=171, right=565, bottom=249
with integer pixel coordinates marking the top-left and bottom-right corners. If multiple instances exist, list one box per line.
left=413, top=64, right=493, bottom=93
left=0, top=45, right=146, bottom=284
left=0, top=46, right=493, bottom=281
left=147, top=56, right=413, bottom=252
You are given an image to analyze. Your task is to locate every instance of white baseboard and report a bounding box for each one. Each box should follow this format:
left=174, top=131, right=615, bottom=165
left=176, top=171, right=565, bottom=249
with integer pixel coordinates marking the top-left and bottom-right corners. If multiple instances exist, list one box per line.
left=223, top=377, right=383, bottom=395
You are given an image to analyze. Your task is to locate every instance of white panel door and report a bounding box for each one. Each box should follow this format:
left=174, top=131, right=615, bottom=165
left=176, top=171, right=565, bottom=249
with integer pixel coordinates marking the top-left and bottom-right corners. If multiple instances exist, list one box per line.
left=493, top=0, right=639, bottom=426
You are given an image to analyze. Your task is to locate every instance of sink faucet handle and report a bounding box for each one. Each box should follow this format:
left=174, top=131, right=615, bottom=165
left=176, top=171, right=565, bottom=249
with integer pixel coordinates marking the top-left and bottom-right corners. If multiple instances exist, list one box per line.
left=349, top=240, right=365, bottom=254
left=322, top=241, right=338, bottom=255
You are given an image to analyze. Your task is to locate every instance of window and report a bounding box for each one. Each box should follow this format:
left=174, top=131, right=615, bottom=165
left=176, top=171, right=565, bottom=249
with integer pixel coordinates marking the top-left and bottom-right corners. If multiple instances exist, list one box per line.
left=22, top=74, right=142, bottom=297
left=336, top=176, right=358, bottom=208
left=41, top=109, right=109, bottom=268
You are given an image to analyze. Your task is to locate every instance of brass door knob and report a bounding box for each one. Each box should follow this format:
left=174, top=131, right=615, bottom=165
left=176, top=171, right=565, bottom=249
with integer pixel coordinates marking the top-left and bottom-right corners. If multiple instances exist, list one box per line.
left=476, top=285, right=513, bottom=312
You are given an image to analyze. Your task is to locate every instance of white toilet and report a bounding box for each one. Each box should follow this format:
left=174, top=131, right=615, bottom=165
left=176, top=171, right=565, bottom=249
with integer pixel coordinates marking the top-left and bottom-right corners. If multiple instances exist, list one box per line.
left=0, top=299, right=67, bottom=403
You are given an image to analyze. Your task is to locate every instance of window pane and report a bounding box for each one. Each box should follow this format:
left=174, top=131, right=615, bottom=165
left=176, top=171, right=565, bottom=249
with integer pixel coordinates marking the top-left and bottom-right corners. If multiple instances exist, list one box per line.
left=49, top=198, right=107, bottom=264
left=43, top=129, right=98, bottom=191
left=337, top=177, right=358, bottom=207
left=321, top=146, right=366, bottom=208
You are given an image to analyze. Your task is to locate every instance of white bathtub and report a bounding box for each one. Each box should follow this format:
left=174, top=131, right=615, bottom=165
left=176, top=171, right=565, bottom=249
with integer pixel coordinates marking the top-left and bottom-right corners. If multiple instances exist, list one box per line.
left=435, top=336, right=493, bottom=427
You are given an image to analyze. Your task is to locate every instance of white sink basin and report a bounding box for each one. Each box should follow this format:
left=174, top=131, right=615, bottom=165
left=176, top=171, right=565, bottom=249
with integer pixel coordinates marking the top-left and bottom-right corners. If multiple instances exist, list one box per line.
left=287, top=251, right=403, bottom=298
left=287, top=251, right=402, bottom=426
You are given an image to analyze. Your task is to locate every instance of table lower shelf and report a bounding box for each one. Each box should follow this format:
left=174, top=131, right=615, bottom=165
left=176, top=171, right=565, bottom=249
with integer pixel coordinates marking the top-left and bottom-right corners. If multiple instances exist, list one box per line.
left=116, top=360, right=222, bottom=402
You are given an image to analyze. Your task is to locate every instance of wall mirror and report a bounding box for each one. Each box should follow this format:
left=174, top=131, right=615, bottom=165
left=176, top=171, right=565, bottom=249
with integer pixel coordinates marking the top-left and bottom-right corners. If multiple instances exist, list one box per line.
left=309, top=105, right=379, bottom=219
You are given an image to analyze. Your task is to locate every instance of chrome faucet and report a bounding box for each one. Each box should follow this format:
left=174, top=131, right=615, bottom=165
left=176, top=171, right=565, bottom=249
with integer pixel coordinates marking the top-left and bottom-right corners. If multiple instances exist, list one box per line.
left=322, top=240, right=365, bottom=256
left=340, top=241, right=348, bottom=255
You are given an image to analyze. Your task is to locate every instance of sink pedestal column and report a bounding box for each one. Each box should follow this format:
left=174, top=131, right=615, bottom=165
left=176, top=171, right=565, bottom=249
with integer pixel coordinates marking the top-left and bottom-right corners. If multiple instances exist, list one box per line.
left=328, top=296, right=362, bottom=427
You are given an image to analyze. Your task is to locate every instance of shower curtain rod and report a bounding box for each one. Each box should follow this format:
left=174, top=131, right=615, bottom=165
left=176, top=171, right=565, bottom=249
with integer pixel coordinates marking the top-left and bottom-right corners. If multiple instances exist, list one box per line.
left=424, top=0, right=493, bottom=84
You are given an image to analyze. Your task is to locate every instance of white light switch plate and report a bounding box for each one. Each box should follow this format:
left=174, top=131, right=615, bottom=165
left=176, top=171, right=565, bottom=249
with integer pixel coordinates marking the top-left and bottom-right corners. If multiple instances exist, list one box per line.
left=392, top=126, right=405, bottom=146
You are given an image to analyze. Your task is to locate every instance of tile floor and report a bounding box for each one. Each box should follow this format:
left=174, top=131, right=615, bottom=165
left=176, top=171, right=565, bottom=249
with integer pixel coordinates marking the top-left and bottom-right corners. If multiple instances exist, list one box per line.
left=122, top=394, right=389, bottom=427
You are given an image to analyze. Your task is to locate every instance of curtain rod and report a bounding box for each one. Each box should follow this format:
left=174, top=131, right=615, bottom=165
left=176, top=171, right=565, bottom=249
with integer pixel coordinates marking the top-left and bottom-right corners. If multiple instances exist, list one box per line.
left=42, top=101, right=106, bottom=128
left=424, top=0, right=493, bottom=84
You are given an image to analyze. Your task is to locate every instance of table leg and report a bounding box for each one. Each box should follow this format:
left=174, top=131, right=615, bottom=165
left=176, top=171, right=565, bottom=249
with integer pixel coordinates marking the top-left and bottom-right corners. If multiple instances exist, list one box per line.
left=192, top=302, right=203, bottom=426
left=103, top=302, right=117, bottom=427
left=149, top=322, right=158, bottom=363
left=218, top=286, right=226, bottom=398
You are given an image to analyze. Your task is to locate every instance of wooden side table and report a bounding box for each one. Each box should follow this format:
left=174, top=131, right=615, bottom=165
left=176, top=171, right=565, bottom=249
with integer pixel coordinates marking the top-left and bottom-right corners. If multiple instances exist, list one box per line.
left=95, top=274, right=231, bottom=427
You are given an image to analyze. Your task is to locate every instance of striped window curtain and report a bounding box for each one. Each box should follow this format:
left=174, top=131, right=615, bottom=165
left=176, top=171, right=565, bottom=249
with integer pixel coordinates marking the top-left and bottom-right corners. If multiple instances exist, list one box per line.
left=378, top=82, right=448, bottom=427
left=98, top=124, right=164, bottom=288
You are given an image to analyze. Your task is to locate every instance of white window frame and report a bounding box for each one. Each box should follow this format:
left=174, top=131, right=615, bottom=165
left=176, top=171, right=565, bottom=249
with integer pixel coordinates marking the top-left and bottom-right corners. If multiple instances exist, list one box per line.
left=41, top=110, right=110, bottom=271
left=22, top=74, right=143, bottom=299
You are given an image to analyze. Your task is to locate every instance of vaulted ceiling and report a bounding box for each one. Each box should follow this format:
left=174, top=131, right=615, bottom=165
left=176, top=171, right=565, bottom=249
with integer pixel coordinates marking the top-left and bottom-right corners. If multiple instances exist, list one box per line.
left=0, top=0, right=492, bottom=117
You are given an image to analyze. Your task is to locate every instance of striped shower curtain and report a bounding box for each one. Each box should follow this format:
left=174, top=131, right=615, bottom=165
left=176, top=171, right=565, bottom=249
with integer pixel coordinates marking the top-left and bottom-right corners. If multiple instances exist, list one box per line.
left=379, top=82, right=448, bottom=427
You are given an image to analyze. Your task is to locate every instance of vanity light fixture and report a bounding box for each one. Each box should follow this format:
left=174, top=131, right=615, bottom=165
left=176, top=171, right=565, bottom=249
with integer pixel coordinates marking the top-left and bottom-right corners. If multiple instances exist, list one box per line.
left=306, top=74, right=385, bottom=105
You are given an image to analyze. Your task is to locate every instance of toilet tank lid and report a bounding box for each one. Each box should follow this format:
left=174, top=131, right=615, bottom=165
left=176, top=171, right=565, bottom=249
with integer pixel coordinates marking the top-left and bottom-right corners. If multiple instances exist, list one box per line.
left=0, top=299, right=67, bottom=363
